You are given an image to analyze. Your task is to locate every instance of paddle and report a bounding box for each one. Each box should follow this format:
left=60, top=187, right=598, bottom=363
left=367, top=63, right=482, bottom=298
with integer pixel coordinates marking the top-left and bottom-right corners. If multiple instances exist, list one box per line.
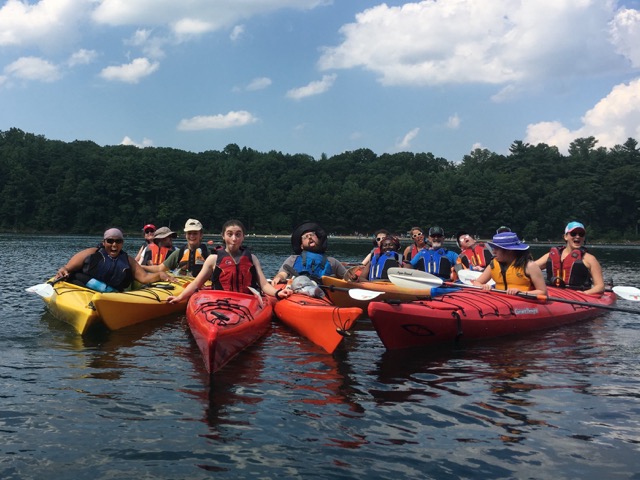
left=387, top=268, right=640, bottom=314
left=612, top=286, right=640, bottom=302
left=457, top=268, right=495, bottom=286
left=318, top=284, right=385, bottom=301
left=25, top=276, right=67, bottom=298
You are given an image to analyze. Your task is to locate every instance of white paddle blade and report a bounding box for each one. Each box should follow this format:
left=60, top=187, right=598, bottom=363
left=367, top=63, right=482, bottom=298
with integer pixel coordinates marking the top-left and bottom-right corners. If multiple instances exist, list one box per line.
left=25, top=283, right=55, bottom=298
left=387, top=273, right=437, bottom=290
left=612, top=286, right=640, bottom=301
left=247, top=286, right=264, bottom=308
left=457, top=269, right=495, bottom=286
left=348, top=288, right=385, bottom=301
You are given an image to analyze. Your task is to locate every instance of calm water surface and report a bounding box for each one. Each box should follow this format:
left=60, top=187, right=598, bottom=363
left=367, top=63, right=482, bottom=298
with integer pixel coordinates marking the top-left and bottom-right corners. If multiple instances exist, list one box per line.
left=1, top=234, right=640, bottom=479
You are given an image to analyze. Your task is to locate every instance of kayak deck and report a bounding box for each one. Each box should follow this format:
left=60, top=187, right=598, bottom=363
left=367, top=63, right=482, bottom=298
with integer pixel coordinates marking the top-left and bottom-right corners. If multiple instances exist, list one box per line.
left=368, top=287, right=617, bottom=350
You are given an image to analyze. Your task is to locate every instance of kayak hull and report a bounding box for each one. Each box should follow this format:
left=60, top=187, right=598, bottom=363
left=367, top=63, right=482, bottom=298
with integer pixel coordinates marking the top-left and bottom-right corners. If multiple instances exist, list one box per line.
left=321, top=275, right=432, bottom=308
left=186, top=289, right=274, bottom=374
left=91, top=278, right=192, bottom=330
left=368, top=288, right=617, bottom=350
left=274, top=293, right=362, bottom=353
left=42, top=281, right=101, bottom=335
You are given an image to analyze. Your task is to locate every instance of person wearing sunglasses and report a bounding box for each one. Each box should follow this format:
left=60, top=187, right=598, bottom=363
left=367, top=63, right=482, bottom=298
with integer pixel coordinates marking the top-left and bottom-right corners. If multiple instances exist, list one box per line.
left=408, top=226, right=459, bottom=281
left=402, top=227, right=427, bottom=267
left=358, top=229, right=391, bottom=269
left=534, top=221, right=604, bottom=294
left=142, top=226, right=177, bottom=266
left=135, top=223, right=156, bottom=264
left=271, top=221, right=348, bottom=285
left=356, top=235, right=402, bottom=281
left=455, top=230, right=491, bottom=271
left=55, top=228, right=172, bottom=292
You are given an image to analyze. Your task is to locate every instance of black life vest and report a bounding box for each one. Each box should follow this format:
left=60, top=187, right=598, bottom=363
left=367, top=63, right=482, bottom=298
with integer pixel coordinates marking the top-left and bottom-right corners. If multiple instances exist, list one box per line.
left=546, top=246, right=592, bottom=290
left=211, top=247, right=259, bottom=293
left=82, top=246, right=133, bottom=291
left=176, top=244, right=209, bottom=277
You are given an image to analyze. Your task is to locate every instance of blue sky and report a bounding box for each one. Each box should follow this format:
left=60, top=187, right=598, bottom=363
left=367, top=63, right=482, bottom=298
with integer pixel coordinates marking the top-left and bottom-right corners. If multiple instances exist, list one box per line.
left=1, top=0, right=640, bottom=162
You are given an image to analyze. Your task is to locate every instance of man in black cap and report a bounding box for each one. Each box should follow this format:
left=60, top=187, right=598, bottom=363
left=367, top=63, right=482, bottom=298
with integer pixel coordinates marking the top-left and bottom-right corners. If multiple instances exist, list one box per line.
left=271, top=221, right=348, bottom=285
left=408, top=226, right=459, bottom=280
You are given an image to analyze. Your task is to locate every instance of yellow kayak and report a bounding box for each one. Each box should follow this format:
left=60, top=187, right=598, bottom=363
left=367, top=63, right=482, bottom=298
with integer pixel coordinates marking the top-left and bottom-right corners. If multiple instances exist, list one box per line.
left=37, top=277, right=192, bottom=334
left=91, top=277, right=192, bottom=330
left=42, top=281, right=101, bottom=335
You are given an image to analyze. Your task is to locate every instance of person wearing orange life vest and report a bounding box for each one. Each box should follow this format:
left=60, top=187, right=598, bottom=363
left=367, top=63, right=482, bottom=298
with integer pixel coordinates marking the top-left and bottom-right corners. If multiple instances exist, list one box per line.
left=142, top=226, right=177, bottom=266
left=135, top=223, right=156, bottom=264
left=167, top=219, right=292, bottom=303
left=472, top=231, right=547, bottom=296
left=534, top=221, right=604, bottom=295
left=142, top=219, right=210, bottom=277
left=455, top=230, right=492, bottom=271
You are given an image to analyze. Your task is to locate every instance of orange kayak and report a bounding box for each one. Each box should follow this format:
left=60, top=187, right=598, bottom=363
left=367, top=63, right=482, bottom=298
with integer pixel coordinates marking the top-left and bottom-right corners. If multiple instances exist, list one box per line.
left=186, top=289, right=274, bottom=373
left=273, top=293, right=362, bottom=353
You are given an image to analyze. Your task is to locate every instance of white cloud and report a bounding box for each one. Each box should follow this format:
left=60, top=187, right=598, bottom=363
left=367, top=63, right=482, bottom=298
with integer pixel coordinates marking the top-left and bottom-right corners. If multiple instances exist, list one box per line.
left=121, top=136, right=154, bottom=148
left=92, top=0, right=329, bottom=32
left=246, top=77, right=272, bottom=91
left=610, top=8, right=640, bottom=68
left=525, top=78, right=640, bottom=152
left=446, top=114, right=460, bottom=129
left=396, top=127, right=420, bottom=150
left=126, top=29, right=166, bottom=59
left=230, top=25, right=245, bottom=42
left=4, top=56, right=61, bottom=82
left=67, top=49, right=97, bottom=67
left=319, top=0, right=630, bottom=87
left=99, top=58, right=160, bottom=83
left=286, top=74, right=336, bottom=100
left=177, top=110, right=258, bottom=130
left=173, top=18, right=213, bottom=37
left=0, top=0, right=88, bottom=49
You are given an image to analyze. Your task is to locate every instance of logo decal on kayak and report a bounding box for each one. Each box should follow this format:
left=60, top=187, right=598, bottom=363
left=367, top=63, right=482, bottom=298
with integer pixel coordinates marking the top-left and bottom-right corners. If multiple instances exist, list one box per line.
left=514, top=308, right=539, bottom=315
left=402, top=324, right=436, bottom=336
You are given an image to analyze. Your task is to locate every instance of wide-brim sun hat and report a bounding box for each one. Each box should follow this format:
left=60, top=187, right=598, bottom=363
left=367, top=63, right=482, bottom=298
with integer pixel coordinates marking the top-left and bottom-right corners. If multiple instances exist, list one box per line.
left=291, top=221, right=328, bottom=255
left=487, top=232, right=529, bottom=251
left=154, top=226, right=177, bottom=239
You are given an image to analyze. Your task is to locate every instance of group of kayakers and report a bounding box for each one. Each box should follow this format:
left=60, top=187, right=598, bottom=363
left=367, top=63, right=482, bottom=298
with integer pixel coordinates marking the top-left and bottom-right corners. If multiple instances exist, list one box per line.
left=53, top=218, right=605, bottom=302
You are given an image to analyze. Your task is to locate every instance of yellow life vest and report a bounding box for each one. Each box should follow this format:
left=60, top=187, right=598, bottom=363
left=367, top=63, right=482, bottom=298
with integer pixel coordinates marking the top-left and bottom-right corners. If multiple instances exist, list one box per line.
left=489, top=258, right=531, bottom=291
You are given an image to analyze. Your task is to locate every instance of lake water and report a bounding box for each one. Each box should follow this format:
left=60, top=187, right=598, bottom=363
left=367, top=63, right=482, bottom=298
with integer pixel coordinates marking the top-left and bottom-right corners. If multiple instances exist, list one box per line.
left=2, top=234, right=640, bottom=479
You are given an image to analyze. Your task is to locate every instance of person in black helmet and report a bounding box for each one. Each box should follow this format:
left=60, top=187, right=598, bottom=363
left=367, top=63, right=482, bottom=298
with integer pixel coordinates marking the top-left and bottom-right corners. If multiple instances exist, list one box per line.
left=271, top=221, right=348, bottom=285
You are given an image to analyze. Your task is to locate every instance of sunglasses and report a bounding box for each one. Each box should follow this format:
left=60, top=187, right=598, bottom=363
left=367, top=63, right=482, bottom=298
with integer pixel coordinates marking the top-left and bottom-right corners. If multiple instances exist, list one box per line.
left=144, top=229, right=155, bottom=234
left=569, top=231, right=585, bottom=238
left=104, top=238, right=123, bottom=244
left=412, top=233, right=423, bottom=238
left=376, top=237, right=385, bottom=242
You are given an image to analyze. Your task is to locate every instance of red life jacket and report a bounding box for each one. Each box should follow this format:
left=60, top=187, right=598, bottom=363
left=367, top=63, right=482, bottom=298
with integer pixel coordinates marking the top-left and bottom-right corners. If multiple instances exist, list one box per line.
left=546, top=246, right=592, bottom=290
left=212, top=247, right=259, bottom=293
left=145, top=243, right=175, bottom=265
left=458, top=243, right=490, bottom=269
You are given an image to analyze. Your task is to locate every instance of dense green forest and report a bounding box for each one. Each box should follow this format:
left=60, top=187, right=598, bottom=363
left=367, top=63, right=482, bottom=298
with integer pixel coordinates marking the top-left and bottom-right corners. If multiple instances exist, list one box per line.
left=1, top=128, right=639, bottom=242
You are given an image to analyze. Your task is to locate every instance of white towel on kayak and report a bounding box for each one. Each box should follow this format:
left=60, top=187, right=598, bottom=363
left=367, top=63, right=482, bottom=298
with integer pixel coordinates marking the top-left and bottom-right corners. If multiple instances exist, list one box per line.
left=291, top=276, right=325, bottom=298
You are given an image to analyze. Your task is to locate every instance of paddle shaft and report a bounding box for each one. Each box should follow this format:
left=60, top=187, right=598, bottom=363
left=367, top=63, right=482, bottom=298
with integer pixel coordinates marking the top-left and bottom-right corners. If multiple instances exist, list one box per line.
left=443, top=281, right=640, bottom=314
left=318, top=284, right=383, bottom=299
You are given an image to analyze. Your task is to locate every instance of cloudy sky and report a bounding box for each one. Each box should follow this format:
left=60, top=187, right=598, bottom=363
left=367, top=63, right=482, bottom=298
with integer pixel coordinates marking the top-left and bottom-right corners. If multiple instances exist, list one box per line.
left=1, top=0, right=640, bottom=161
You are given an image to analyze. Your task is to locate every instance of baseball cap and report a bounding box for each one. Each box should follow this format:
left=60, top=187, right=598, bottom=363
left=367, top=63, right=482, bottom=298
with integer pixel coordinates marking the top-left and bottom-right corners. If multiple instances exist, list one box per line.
left=428, top=226, right=445, bottom=236
left=564, top=221, right=585, bottom=234
left=184, top=218, right=203, bottom=232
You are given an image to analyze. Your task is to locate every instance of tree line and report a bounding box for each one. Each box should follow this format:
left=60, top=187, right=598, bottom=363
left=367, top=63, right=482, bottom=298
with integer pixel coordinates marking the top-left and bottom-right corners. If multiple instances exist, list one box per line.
left=1, top=128, right=638, bottom=242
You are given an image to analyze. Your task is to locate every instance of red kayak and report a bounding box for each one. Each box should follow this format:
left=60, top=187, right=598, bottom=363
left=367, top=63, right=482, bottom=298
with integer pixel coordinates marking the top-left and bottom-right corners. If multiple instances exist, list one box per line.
left=273, top=293, right=362, bottom=354
left=186, top=289, right=275, bottom=373
left=368, top=287, right=616, bottom=350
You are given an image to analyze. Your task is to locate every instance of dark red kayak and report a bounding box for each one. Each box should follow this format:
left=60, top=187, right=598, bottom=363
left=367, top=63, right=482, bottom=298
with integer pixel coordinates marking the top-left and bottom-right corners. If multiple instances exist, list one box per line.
left=186, top=289, right=275, bottom=373
left=368, top=287, right=616, bottom=350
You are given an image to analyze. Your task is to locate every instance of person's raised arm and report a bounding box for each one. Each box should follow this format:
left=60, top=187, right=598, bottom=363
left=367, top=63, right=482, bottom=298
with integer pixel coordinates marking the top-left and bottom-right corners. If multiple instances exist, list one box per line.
left=166, top=254, right=217, bottom=303
left=56, top=247, right=97, bottom=279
